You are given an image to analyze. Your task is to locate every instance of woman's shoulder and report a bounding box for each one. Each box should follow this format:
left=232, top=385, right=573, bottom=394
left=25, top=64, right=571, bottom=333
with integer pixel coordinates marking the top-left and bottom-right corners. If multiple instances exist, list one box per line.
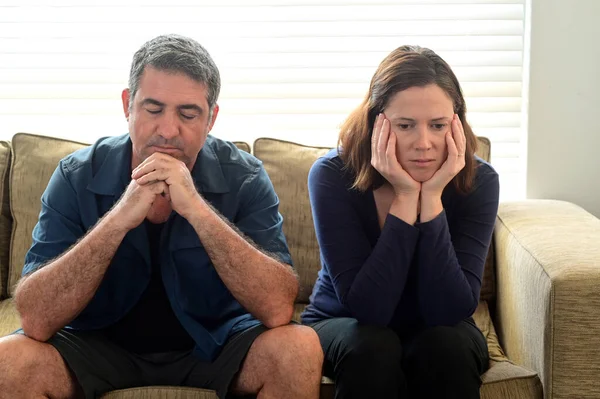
left=473, top=155, right=499, bottom=188
left=309, top=148, right=346, bottom=179
left=308, top=148, right=358, bottom=191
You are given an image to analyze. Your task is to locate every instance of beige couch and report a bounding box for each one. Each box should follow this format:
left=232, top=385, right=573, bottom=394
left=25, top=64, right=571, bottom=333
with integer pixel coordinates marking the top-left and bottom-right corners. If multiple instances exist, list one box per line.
left=0, top=133, right=599, bottom=399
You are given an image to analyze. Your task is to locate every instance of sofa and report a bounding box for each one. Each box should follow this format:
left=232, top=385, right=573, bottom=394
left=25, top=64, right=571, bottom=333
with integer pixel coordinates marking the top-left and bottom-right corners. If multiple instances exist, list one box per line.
left=0, top=132, right=599, bottom=399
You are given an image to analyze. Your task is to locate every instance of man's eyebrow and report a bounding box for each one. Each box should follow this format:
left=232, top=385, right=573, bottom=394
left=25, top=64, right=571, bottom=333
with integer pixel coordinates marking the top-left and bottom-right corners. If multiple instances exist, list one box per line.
left=178, top=104, right=204, bottom=114
left=140, top=98, right=164, bottom=107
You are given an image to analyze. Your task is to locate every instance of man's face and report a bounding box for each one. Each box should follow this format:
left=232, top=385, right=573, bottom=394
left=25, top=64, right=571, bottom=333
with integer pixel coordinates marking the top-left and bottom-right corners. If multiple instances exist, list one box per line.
left=122, top=67, right=219, bottom=170
left=383, top=84, right=453, bottom=182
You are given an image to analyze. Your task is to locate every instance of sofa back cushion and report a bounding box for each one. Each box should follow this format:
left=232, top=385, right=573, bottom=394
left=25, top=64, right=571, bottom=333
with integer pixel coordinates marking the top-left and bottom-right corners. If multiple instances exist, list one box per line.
left=254, top=136, right=496, bottom=304
left=253, top=139, right=332, bottom=303
left=0, top=142, right=12, bottom=299
left=8, top=134, right=88, bottom=295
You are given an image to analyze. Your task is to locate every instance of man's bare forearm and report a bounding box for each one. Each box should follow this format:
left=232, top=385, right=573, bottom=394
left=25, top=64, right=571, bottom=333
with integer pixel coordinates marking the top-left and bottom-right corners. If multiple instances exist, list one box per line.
left=186, top=200, right=298, bottom=328
left=14, top=212, right=128, bottom=342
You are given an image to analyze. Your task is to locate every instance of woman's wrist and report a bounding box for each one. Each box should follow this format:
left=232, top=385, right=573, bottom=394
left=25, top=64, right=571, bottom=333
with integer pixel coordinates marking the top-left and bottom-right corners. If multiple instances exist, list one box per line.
left=389, top=192, right=420, bottom=225
left=419, top=193, right=444, bottom=223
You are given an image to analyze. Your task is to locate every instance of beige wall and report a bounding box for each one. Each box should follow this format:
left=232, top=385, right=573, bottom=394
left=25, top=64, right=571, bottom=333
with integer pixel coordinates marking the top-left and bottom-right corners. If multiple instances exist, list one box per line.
left=526, top=0, right=600, bottom=217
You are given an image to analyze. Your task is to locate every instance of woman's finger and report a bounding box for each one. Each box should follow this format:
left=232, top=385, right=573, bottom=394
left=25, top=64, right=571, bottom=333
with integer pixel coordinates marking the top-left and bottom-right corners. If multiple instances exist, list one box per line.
left=378, top=117, right=390, bottom=158
left=385, top=128, right=398, bottom=168
left=371, top=113, right=383, bottom=164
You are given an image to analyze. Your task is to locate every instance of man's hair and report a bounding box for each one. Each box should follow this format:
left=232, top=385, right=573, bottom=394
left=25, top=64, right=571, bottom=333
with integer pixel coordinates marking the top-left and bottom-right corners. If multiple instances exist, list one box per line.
left=338, top=45, right=479, bottom=194
left=128, top=34, right=221, bottom=112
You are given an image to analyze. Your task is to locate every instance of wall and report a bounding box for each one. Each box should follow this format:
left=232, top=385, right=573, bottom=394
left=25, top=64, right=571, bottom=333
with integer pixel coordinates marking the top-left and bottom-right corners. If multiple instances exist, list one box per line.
left=526, top=0, right=600, bottom=217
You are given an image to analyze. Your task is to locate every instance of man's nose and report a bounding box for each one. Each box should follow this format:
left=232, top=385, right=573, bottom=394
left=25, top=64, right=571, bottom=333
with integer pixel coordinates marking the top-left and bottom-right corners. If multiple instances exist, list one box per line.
left=157, top=111, right=179, bottom=139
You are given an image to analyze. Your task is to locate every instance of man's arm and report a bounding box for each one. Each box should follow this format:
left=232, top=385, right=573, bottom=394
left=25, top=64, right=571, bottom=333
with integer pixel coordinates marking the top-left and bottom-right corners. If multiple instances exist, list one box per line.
left=16, top=168, right=170, bottom=342
left=186, top=198, right=298, bottom=328
left=15, top=212, right=129, bottom=342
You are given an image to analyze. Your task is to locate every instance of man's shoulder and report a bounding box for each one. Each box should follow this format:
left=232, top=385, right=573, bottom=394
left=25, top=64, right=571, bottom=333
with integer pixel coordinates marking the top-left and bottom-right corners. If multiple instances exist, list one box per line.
left=203, top=135, right=262, bottom=176
left=60, top=134, right=129, bottom=174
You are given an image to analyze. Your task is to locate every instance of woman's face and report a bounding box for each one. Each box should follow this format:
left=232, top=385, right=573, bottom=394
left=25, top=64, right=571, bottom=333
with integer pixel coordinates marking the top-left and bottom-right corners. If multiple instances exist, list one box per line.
left=383, top=84, right=455, bottom=182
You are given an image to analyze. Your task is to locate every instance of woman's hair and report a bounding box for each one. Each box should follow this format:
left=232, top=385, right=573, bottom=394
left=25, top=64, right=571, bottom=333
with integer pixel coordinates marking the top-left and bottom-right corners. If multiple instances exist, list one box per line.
left=338, top=45, right=478, bottom=194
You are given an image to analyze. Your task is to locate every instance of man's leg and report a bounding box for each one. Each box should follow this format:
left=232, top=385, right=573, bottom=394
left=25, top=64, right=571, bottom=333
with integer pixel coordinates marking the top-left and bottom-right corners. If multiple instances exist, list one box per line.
left=229, top=324, right=323, bottom=399
left=0, top=334, right=81, bottom=399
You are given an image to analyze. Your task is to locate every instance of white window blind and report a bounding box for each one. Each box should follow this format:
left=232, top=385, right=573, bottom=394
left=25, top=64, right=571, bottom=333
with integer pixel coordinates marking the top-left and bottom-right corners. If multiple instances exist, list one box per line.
left=0, top=0, right=525, bottom=199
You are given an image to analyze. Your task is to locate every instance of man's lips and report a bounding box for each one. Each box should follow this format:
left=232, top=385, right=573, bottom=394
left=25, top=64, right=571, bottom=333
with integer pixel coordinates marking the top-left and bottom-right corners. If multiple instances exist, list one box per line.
left=151, top=145, right=181, bottom=153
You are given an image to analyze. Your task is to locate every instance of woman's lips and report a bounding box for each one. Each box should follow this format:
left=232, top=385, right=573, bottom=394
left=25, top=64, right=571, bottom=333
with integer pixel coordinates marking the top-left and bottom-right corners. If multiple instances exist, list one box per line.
left=411, top=159, right=435, bottom=167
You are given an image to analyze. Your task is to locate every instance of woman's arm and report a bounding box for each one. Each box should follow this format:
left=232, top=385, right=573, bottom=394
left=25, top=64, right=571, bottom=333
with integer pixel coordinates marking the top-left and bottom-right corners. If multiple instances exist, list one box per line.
left=416, top=168, right=499, bottom=326
left=309, top=155, right=419, bottom=326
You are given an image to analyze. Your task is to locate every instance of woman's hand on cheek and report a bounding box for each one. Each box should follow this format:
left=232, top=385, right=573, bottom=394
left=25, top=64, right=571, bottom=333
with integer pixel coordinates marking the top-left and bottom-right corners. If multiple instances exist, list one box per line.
left=371, top=113, right=421, bottom=197
left=421, top=114, right=467, bottom=198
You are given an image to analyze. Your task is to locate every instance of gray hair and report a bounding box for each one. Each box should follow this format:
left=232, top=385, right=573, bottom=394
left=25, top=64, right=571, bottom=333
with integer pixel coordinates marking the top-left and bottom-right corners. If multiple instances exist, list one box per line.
left=128, top=34, right=221, bottom=112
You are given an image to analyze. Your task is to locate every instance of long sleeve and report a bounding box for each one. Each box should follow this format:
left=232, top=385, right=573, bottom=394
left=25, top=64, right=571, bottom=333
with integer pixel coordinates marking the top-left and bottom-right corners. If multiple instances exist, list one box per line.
left=308, top=154, right=419, bottom=326
left=416, top=165, right=500, bottom=326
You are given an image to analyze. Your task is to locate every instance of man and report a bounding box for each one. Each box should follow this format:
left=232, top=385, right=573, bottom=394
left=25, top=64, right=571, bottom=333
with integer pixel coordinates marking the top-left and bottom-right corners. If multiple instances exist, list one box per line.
left=0, top=34, right=323, bottom=399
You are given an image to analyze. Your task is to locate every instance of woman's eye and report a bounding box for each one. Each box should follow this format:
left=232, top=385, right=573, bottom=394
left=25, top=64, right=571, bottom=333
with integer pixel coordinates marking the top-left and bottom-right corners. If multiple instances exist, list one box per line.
left=432, top=123, right=447, bottom=130
left=398, top=124, right=412, bottom=130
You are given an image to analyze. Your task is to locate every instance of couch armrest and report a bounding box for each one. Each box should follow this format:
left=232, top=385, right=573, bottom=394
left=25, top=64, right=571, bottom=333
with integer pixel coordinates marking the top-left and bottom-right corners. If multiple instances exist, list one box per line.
left=494, top=200, right=600, bottom=399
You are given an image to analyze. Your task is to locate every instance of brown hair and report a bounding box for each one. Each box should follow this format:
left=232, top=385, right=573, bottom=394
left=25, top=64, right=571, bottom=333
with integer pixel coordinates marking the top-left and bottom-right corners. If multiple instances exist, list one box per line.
left=339, top=45, right=478, bottom=194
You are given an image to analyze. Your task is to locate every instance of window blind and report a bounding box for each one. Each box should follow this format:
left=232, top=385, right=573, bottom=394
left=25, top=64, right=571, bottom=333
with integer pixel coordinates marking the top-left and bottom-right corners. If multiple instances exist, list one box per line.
left=0, top=0, right=526, bottom=199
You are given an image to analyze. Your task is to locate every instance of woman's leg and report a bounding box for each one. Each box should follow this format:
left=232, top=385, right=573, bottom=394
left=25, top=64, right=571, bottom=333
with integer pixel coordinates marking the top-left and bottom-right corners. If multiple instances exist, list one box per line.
left=401, top=318, right=489, bottom=399
left=311, top=317, right=407, bottom=399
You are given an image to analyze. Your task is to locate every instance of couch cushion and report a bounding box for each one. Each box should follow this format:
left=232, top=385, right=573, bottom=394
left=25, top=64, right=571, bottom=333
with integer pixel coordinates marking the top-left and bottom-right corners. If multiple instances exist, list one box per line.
left=0, top=298, right=20, bottom=337
left=8, top=133, right=88, bottom=296
left=100, top=387, right=218, bottom=399
left=254, top=137, right=495, bottom=304
left=0, top=142, right=12, bottom=299
left=253, top=138, right=331, bottom=303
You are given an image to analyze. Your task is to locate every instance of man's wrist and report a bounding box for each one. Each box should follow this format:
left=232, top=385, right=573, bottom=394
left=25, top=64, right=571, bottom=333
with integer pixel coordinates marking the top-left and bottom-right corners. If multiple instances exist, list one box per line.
left=180, top=194, right=210, bottom=223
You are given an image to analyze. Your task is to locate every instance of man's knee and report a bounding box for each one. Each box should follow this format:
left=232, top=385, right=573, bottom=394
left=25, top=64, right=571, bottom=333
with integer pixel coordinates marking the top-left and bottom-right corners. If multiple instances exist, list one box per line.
left=260, top=324, right=323, bottom=374
left=0, top=335, right=43, bottom=382
left=0, top=334, right=78, bottom=398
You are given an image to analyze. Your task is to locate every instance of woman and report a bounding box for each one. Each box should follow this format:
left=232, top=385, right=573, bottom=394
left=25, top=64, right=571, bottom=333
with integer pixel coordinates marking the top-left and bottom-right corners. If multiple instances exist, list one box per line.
left=301, top=45, right=499, bottom=398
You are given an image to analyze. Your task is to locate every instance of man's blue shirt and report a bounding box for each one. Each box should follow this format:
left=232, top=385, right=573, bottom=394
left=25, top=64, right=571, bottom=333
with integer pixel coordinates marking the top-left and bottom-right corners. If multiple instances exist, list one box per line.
left=22, top=133, right=292, bottom=361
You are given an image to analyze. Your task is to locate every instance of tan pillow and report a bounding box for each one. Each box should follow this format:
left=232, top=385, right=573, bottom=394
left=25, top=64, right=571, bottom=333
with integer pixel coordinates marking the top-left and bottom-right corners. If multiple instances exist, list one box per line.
left=253, top=138, right=331, bottom=303
left=0, top=142, right=12, bottom=299
left=233, top=141, right=250, bottom=153
left=8, top=133, right=88, bottom=296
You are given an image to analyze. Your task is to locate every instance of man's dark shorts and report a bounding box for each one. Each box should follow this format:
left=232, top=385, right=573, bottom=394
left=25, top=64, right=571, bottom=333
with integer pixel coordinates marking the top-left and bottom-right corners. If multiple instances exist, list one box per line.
left=15, top=324, right=268, bottom=399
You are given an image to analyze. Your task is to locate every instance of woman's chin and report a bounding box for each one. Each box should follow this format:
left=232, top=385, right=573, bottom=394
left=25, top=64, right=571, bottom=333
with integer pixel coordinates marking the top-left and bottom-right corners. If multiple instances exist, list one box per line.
left=408, top=170, right=435, bottom=183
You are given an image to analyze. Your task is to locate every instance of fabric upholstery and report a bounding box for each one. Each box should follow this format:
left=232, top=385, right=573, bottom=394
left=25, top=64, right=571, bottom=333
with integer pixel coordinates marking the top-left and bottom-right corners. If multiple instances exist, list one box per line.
left=0, top=142, right=12, bottom=299
left=0, top=298, right=20, bottom=337
left=100, top=387, right=218, bottom=399
left=253, top=138, right=331, bottom=302
left=8, top=133, right=88, bottom=296
left=495, top=200, right=600, bottom=399
left=481, top=361, right=543, bottom=399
